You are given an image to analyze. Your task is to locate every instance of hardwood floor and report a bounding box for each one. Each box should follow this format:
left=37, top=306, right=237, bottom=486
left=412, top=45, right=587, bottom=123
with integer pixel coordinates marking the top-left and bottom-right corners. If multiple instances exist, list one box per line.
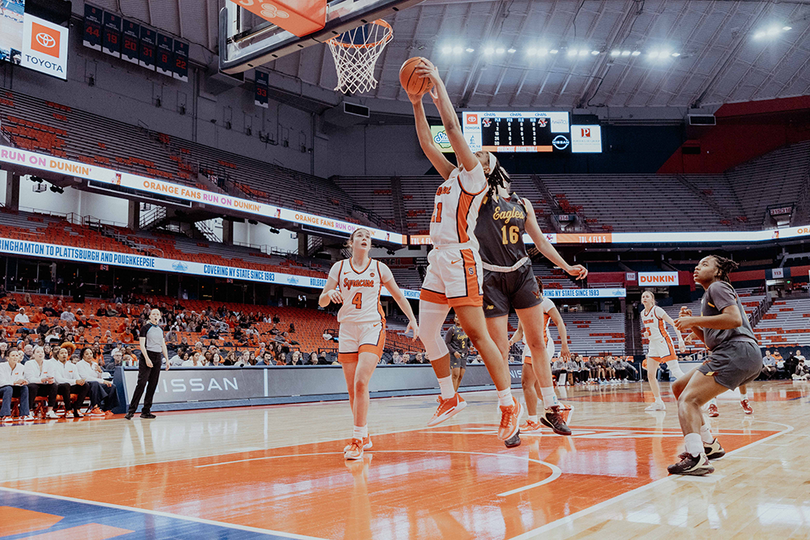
left=1, top=379, right=807, bottom=539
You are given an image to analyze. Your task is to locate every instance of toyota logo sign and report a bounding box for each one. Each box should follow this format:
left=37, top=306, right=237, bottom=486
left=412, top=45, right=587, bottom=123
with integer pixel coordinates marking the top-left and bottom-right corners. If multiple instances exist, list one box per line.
left=36, top=33, right=56, bottom=49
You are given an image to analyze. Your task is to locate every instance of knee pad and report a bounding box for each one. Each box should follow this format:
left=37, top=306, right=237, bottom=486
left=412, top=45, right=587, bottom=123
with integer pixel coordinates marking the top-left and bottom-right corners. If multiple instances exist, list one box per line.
left=419, top=300, right=450, bottom=361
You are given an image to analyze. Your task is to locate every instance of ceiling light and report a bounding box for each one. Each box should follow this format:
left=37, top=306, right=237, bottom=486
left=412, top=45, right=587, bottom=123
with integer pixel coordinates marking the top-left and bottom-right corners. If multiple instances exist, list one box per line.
left=441, top=46, right=452, bottom=54
left=631, top=51, right=641, bottom=56
left=783, top=26, right=792, bottom=31
left=591, top=50, right=600, bottom=55
left=484, top=47, right=495, bottom=55
left=507, top=48, right=516, bottom=54
left=579, top=49, right=589, bottom=56
left=611, top=50, right=621, bottom=57
left=526, top=48, right=537, bottom=56
left=671, top=52, right=681, bottom=57
left=767, top=27, right=780, bottom=36
left=567, top=49, right=577, bottom=56
left=453, top=46, right=463, bottom=54
left=661, top=50, right=671, bottom=58
left=753, top=31, right=766, bottom=39
left=621, top=50, right=631, bottom=56
left=495, top=47, right=506, bottom=54
left=649, top=51, right=659, bottom=58
left=466, top=48, right=475, bottom=53
left=549, top=49, right=559, bottom=54
left=539, top=48, right=549, bottom=56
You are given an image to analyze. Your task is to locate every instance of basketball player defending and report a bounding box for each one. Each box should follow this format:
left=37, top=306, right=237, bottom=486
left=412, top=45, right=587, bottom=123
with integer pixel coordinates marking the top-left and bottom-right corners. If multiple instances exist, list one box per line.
left=473, top=174, right=585, bottom=436
left=509, top=290, right=573, bottom=435
left=408, top=60, right=522, bottom=442
left=641, top=291, right=686, bottom=411
left=320, top=228, right=419, bottom=460
left=669, top=255, right=761, bottom=475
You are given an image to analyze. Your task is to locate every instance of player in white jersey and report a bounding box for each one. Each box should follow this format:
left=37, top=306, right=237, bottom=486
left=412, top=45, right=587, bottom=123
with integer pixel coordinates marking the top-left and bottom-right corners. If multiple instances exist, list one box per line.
left=320, top=228, right=418, bottom=460
left=509, top=293, right=572, bottom=435
left=408, top=60, right=522, bottom=442
left=641, top=291, right=686, bottom=411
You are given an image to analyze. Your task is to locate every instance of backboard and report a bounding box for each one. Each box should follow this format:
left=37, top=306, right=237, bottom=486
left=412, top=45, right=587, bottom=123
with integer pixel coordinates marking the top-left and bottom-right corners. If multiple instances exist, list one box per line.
left=219, top=0, right=422, bottom=74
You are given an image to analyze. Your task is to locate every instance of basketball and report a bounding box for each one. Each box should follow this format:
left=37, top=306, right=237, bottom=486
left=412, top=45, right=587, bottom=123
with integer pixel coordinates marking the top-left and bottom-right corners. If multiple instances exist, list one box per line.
left=399, top=57, right=433, bottom=96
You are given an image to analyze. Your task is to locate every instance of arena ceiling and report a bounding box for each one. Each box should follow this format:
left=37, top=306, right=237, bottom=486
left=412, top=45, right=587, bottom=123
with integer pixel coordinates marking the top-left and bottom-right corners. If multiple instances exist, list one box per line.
left=86, top=0, right=810, bottom=111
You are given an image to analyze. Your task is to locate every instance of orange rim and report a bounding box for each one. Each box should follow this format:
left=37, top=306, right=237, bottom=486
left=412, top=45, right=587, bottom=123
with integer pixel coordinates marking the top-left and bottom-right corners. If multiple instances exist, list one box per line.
left=327, top=19, right=393, bottom=49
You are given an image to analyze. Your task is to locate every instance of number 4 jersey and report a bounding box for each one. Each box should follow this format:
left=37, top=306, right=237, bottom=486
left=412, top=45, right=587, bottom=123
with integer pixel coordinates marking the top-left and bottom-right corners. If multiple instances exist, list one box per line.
left=328, top=259, right=388, bottom=324
left=475, top=191, right=530, bottom=267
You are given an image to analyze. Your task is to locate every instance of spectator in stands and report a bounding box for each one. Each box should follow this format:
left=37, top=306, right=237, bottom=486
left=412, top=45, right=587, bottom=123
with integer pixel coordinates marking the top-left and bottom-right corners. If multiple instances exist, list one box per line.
left=391, top=351, right=401, bottom=364
left=794, top=359, right=809, bottom=380
left=273, top=314, right=281, bottom=325
left=289, top=322, right=295, bottom=334
left=77, top=347, right=118, bottom=417
left=287, top=351, right=303, bottom=365
left=96, top=304, right=108, bottom=317
left=0, top=311, right=11, bottom=326
left=552, top=358, right=567, bottom=384
left=0, top=350, right=32, bottom=422
left=795, top=350, right=806, bottom=363
left=7, top=297, right=19, bottom=312
left=260, top=352, right=275, bottom=366
left=619, top=358, right=638, bottom=381
left=22, top=344, right=33, bottom=363
left=0, top=342, right=9, bottom=361
left=402, top=353, right=411, bottom=364
left=23, top=346, right=60, bottom=419
left=786, top=351, right=802, bottom=378
left=761, top=351, right=778, bottom=380
left=43, top=302, right=58, bottom=317
left=564, top=357, right=582, bottom=385
left=51, top=346, right=90, bottom=418
left=269, top=323, right=280, bottom=335
left=14, top=308, right=29, bottom=325
left=60, top=306, right=76, bottom=323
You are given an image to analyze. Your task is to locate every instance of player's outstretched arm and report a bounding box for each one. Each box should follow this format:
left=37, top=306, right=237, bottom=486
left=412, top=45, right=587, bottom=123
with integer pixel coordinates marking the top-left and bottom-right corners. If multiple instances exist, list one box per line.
left=410, top=96, right=455, bottom=180
left=549, top=306, right=571, bottom=360
left=522, top=200, right=587, bottom=280
left=319, top=263, right=343, bottom=307
left=414, top=61, right=478, bottom=173
left=380, top=264, right=419, bottom=340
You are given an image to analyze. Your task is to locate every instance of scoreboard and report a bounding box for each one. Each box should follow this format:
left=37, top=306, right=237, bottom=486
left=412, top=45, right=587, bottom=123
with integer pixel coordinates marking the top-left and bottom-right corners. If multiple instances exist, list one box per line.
left=83, top=4, right=189, bottom=82
left=463, top=111, right=602, bottom=154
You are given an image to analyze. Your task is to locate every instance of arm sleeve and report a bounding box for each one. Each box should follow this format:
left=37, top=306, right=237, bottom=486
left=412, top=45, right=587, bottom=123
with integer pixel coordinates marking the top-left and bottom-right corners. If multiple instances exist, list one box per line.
left=709, top=282, right=739, bottom=313
left=457, top=162, right=487, bottom=194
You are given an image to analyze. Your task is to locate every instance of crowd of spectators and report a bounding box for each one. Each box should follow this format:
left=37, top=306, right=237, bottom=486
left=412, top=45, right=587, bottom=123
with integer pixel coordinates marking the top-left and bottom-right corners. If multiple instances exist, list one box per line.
left=760, top=349, right=808, bottom=380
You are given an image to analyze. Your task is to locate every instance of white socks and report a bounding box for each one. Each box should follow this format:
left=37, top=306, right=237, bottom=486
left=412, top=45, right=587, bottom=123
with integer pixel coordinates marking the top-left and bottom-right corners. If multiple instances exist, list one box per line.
left=540, top=387, right=559, bottom=409
left=353, top=425, right=368, bottom=440
left=528, top=415, right=538, bottom=423
left=438, top=375, right=455, bottom=400
left=700, top=423, right=714, bottom=444
left=684, top=433, right=703, bottom=457
left=740, top=393, right=748, bottom=401
left=497, top=388, right=514, bottom=407
left=666, top=360, right=685, bottom=379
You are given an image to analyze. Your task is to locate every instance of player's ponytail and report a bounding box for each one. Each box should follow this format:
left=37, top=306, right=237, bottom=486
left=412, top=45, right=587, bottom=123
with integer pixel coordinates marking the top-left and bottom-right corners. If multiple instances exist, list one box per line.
left=484, top=152, right=511, bottom=197
left=710, top=255, right=738, bottom=283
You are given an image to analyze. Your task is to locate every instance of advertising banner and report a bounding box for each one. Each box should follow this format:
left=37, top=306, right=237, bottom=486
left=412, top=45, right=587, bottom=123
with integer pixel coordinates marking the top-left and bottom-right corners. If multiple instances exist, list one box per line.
left=21, top=14, right=69, bottom=80
left=0, top=0, right=24, bottom=64
left=571, top=125, right=602, bottom=153
left=543, top=288, right=626, bottom=298
left=0, top=236, right=420, bottom=299
left=0, top=146, right=406, bottom=245
left=638, top=272, right=679, bottom=286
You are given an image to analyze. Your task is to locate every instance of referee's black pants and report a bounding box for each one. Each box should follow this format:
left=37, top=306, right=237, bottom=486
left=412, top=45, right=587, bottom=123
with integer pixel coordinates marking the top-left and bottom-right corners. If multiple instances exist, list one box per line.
left=128, top=351, right=162, bottom=414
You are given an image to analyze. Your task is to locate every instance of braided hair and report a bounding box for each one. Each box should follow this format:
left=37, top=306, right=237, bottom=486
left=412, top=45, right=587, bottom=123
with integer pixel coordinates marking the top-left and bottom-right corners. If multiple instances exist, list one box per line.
left=709, top=255, right=738, bottom=283
left=483, top=151, right=511, bottom=198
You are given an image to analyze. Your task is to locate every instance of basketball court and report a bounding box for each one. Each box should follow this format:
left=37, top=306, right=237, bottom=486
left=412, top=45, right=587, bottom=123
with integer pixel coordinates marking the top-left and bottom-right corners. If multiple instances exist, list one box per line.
left=1, top=380, right=807, bottom=539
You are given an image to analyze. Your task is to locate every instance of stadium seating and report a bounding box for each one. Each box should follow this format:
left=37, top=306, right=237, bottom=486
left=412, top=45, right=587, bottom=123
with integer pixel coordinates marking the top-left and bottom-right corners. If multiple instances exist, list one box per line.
left=753, top=297, right=810, bottom=348
left=0, top=292, right=425, bottom=356
left=0, top=91, right=380, bottom=230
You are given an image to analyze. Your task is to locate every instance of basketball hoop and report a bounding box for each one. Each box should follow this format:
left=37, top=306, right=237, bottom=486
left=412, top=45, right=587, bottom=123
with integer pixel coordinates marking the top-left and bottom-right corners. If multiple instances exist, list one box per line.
left=327, top=19, right=393, bottom=95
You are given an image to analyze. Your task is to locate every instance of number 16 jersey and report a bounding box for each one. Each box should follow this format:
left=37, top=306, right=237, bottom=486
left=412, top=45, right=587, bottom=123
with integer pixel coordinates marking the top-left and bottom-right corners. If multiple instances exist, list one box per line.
left=328, top=258, right=387, bottom=324
left=475, top=191, right=529, bottom=267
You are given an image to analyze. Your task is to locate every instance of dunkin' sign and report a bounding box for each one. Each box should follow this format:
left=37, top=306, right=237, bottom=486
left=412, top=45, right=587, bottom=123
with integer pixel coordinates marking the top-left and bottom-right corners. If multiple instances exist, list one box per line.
left=638, top=272, right=679, bottom=286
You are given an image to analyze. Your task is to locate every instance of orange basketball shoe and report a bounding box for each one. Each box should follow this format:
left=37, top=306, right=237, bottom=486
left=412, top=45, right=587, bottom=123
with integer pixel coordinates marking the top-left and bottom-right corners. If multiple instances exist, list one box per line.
left=427, top=393, right=467, bottom=427
left=344, top=435, right=372, bottom=452
left=707, top=403, right=719, bottom=417
left=740, top=399, right=753, bottom=415
left=344, top=438, right=364, bottom=460
left=520, top=419, right=542, bottom=433
left=498, top=397, right=522, bottom=441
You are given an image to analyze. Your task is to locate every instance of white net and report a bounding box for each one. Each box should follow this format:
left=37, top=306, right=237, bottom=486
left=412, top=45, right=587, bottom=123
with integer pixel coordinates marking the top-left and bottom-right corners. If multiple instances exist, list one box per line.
left=327, top=19, right=393, bottom=95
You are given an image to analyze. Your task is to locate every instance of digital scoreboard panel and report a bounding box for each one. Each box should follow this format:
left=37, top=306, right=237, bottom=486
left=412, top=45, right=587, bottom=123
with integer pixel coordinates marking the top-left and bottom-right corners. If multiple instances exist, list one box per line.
left=463, top=111, right=602, bottom=154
